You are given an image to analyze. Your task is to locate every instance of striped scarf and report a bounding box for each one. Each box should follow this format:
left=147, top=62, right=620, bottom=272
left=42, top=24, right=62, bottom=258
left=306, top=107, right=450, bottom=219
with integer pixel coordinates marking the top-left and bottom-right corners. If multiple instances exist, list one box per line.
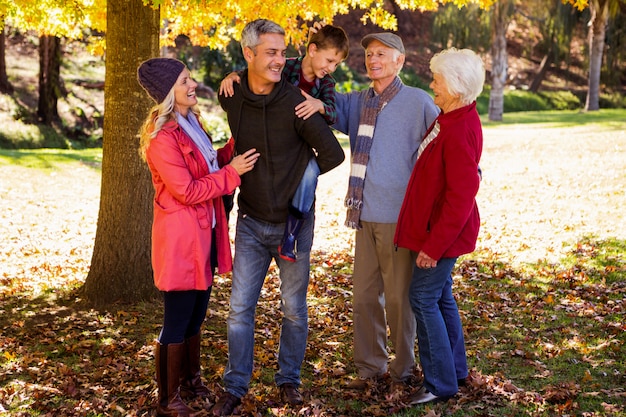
left=344, top=76, right=402, bottom=230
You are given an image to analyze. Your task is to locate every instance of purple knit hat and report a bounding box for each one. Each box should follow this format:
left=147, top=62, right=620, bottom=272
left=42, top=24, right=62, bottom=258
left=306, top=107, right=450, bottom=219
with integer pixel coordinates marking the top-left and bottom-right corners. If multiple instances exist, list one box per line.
left=137, top=58, right=186, bottom=104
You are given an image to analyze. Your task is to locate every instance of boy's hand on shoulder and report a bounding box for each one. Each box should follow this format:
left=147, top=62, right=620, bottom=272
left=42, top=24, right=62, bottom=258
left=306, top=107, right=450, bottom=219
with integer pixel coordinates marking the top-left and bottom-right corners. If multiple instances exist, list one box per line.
left=295, top=90, right=324, bottom=120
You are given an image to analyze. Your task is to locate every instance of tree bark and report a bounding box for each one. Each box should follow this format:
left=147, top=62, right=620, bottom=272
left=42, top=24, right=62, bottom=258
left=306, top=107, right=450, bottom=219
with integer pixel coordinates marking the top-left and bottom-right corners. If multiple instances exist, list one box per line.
left=0, top=22, right=13, bottom=94
left=585, top=0, right=609, bottom=111
left=529, top=45, right=554, bottom=93
left=488, top=1, right=512, bottom=122
left=82, top=0, right=161, bottom=307
left=37, top=35, right=61, bottom=123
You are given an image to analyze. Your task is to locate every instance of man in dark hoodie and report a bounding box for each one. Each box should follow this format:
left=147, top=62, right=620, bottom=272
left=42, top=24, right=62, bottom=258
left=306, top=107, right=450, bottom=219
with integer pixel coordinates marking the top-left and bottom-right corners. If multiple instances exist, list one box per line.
left=211, top=19, right=345, bottom=416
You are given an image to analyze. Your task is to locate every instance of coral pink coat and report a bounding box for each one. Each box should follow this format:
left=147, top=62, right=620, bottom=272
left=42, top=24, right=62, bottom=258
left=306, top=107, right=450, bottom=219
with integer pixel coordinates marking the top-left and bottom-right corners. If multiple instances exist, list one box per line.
left=146, top=119, right=239, bottom=291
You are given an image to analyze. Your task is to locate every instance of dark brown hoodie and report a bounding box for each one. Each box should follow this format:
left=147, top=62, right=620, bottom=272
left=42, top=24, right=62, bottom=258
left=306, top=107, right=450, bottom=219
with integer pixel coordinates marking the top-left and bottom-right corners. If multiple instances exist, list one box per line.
left=219, top=69, right=344, bottom=223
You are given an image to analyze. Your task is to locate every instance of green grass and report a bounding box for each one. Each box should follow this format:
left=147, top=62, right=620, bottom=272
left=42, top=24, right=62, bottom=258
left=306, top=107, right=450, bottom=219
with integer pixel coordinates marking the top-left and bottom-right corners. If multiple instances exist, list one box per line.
left=0, top=148, right=102, bottom=170
left=480, top=108, right=626, bottom=128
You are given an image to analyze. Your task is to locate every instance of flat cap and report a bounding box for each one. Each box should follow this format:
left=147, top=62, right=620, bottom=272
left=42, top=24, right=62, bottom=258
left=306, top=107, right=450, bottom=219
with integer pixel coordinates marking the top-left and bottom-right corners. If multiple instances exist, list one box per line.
left=361, top=32, right=405, bottom=54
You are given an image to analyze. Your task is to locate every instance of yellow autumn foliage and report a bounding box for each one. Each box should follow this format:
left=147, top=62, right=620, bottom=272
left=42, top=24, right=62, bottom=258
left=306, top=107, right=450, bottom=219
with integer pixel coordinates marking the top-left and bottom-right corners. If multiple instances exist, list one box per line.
left=1, top=0, right=590, bottom=49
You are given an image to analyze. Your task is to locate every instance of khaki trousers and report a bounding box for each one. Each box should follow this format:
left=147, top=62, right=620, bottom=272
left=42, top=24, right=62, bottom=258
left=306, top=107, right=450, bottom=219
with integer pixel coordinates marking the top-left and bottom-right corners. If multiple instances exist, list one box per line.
left=352, top=221, right=417, bottom=381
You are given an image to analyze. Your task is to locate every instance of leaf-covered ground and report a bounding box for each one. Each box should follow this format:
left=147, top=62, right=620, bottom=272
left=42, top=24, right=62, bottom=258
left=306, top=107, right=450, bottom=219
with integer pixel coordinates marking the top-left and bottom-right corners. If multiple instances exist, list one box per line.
left=0, top=118, right=625, bottom=416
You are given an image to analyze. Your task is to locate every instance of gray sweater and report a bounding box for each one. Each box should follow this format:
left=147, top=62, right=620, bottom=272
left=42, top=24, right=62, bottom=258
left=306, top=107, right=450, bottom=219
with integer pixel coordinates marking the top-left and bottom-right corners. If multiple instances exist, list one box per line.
left=333, top=82, right=439, bottom=223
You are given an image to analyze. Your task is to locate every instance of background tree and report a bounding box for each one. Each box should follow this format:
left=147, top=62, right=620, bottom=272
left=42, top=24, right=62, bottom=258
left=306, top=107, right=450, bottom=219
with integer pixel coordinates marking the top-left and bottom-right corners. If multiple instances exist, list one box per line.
left=1, top=0, right=104, bottom=122
left=584, top=0, right=623, bottom=110
left=0, top=2, right=16, bottom=94
left=527, top=0, right=581, bottom=93
left=603, top=3, right=626, bottom=88
left=432, top=3, right=491, bottom=52
left=37, top=35, right=61, bottom=123
left=563, top=0, right=623, bottom=110
left=82, top=0, right=160, bottom=306
left=0, top=18, right=12, bottom=93
left=488, top=0, right=515, bottom=121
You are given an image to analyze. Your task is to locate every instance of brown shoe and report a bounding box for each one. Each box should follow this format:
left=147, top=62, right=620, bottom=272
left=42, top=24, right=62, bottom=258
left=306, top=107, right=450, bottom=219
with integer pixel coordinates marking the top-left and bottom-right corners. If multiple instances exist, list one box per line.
left=279, top=383, right=303, bottom=406
left=345, top=377, right=371, bottom=391
left=210, top=392, right=241, bottom=416
left=390, top=380, right=408, bottom=392
left=391, top=374, right=420, bottom=392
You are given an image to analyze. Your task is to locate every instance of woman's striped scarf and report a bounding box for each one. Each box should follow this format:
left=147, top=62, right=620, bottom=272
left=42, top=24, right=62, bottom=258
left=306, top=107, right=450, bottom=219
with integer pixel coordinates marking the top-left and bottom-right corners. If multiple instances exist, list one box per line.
left=344, top=76, right=402, bottom=230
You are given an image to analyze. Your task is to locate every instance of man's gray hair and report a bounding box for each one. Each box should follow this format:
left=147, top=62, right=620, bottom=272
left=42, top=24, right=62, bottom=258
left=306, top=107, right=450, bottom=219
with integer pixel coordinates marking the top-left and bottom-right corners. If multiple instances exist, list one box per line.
left=241, top=19, right=285, bottom=54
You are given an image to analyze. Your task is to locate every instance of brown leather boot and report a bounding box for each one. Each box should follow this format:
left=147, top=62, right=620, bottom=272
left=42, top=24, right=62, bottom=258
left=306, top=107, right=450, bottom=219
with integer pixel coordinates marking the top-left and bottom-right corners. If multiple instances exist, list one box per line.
left=180, top=333, right=211, bottom=399
left=156, top=341, right=198, bottom=416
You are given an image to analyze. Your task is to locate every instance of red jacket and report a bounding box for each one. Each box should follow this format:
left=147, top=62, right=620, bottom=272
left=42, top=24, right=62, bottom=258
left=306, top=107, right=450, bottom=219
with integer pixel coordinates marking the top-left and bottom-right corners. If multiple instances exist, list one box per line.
left=146, top=119, right=239, bottom=291
left=395, top=102, right=482, bottom=260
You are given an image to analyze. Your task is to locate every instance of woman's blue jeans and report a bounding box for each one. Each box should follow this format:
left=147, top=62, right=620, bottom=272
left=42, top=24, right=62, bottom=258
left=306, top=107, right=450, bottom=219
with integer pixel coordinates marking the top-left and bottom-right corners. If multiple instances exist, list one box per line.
left=222, top=211, right=314, bottom=398
left=409, top=257, right=468, bottom=397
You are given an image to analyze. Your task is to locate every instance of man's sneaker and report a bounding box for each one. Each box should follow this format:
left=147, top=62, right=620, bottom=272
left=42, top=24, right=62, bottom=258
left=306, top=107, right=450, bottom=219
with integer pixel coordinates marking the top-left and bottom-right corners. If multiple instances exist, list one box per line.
left=211, top=391, right=241, bottom=416
left=279, top=383, right=303, bottom=406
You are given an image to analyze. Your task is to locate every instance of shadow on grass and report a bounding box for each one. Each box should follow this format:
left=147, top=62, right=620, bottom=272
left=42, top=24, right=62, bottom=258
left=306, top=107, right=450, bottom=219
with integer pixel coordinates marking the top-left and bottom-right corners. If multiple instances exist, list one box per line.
left=0, top=237, right=623, bottom=416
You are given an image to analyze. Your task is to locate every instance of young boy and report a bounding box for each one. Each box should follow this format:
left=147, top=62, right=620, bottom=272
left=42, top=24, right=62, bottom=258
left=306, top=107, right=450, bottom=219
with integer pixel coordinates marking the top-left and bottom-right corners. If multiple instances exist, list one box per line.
left=219, top=24, right=349, bottom=262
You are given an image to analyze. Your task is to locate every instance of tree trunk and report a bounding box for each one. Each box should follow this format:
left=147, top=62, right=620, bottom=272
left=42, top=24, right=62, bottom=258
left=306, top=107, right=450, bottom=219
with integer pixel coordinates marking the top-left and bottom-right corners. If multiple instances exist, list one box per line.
left=488, top=1, right=512, bottom=122
left=0, top=22, right=13, bottom=94
left=585, top=0, right=609, bottom=111
left=82, top=0, right=161, bottom=307
left=37, top=35, right=61, bottom=123
left=529, top=45, right=554, bottom=93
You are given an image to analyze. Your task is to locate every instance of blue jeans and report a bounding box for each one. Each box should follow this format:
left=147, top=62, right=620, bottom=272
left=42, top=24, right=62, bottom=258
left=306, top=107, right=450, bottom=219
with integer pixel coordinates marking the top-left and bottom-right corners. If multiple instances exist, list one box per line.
left=291, top=157, right=320, bottom=213
left=223, top=212, right=314, bottom=398
left=409, top=257, right=468, bottom=397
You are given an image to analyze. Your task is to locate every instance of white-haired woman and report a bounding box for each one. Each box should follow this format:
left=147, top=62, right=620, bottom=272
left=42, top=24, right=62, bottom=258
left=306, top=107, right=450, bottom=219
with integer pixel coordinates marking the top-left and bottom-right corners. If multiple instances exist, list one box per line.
left=137, top=58, right=259, bottom=416
left=394, top=48, right=485, bottom=405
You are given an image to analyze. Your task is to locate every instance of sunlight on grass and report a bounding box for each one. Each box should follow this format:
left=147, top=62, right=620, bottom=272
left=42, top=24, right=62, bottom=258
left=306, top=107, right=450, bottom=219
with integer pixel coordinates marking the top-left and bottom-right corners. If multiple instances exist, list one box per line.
left=481, top=108, right=626, bottom=128
left=0, top=148, right=102, bottom=170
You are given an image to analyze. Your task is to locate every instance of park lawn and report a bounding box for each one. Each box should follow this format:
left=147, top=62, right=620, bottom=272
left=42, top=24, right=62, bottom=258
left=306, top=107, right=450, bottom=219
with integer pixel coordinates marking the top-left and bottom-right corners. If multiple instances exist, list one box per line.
left=0, top=110, right=624, bottom=416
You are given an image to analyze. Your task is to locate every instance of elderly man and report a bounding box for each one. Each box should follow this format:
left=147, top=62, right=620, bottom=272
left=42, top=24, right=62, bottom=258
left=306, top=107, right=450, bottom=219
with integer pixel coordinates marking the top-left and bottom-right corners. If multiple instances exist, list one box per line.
left=333, top=33, right=440, bottom=391
left=211, top=19, right=345, bottom=416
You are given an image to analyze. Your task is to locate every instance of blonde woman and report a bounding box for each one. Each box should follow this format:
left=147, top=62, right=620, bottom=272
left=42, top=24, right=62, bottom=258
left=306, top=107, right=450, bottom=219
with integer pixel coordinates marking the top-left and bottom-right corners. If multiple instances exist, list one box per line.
left=137, top=58, right=258, bottom=416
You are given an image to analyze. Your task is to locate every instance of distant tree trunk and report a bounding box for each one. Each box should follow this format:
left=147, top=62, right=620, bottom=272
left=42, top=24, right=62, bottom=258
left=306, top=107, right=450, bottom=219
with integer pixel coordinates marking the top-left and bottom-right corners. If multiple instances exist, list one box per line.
left=585, top=0, right=610, bottom=111
left=37, top=35, right=62, bottom=123
left=0, top=22, right=13, bottom=94
left=82, top=0, right=160, bottom=307
left=529, top=45, right=554, bottom=93
left=488, top=0, right=513, bottom=122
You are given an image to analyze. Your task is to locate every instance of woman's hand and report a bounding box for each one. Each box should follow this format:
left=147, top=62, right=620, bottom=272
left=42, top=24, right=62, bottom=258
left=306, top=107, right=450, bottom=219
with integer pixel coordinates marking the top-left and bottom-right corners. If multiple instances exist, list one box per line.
left=416, top=250, right=437, bottom=269
left=218, top=72, right=241, bottom=97
left=229, top=148, right=259, bottom=175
